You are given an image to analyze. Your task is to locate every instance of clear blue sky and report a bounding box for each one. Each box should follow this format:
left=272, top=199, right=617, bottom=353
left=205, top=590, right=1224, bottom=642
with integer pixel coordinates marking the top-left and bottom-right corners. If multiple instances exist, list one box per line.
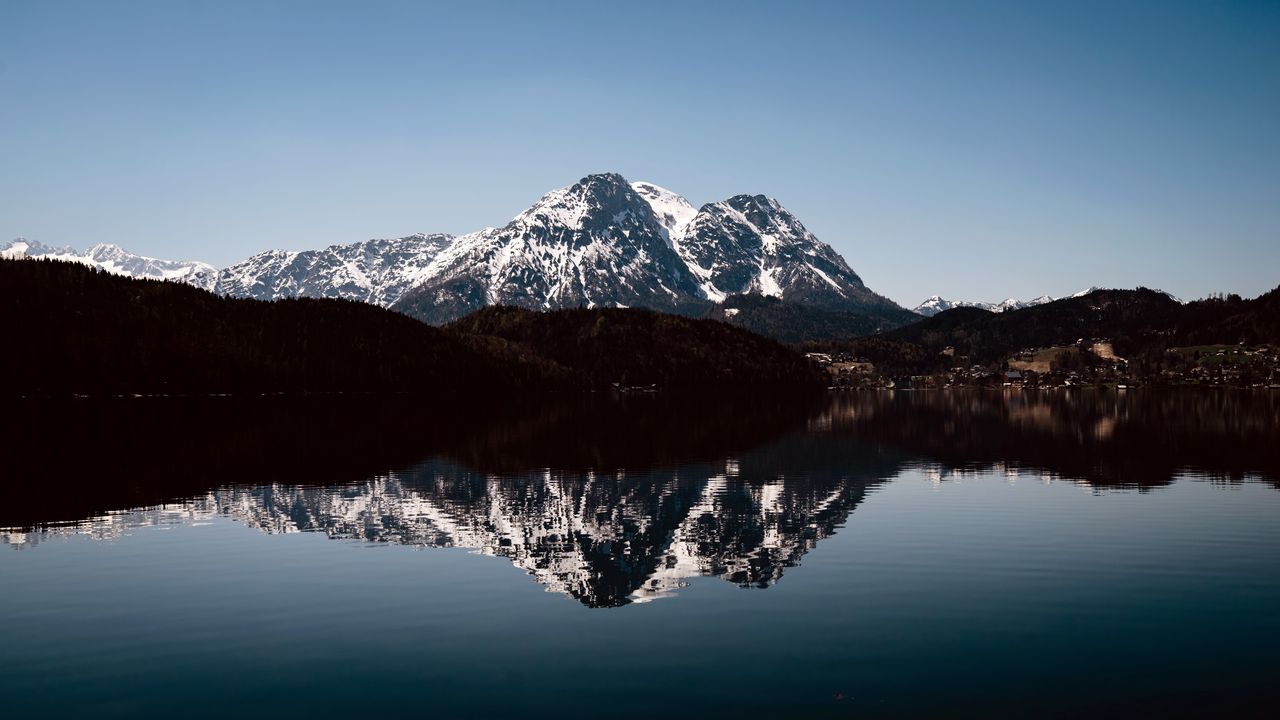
left=2, top=0, right=1277, bottom=306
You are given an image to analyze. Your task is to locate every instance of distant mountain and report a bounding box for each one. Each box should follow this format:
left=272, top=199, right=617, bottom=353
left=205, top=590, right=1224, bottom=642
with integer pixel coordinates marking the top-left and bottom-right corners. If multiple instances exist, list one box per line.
left=186, top=172, right=910, bottom=327
left=912, top=294, right=1056, bottom=317
left=1, top=238, right=218, bottom=291
left=216, top=233, right=453, bottom=306
left=11, top=174, right=912, bottom=334
left=913, top=287, right=1186, bottom=317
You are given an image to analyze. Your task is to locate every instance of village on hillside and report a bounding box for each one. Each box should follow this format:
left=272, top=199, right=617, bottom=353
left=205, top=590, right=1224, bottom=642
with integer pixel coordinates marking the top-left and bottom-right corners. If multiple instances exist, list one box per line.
left=807, top=341, right=1280, bottom=390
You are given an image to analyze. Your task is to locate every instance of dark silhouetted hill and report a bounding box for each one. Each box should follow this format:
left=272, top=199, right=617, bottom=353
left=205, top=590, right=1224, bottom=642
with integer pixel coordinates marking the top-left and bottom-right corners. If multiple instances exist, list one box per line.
left=2, top=258, right=570, bottom=396
left=812, top=287, right=1280, bottom=375
left=2, top=257, right=824, bottom=396
left=704, top=294, right=919, bottom=344
left=447, top=305, right=827, bottom=389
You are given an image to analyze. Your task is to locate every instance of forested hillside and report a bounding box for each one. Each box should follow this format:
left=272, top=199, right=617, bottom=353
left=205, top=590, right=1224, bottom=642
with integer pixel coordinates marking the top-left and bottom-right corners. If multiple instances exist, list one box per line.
left=811, top=287, right=1280, bottom=376
left=448, top=305, right=827, bottom=389
left=2, top=258, right=825, bottom=396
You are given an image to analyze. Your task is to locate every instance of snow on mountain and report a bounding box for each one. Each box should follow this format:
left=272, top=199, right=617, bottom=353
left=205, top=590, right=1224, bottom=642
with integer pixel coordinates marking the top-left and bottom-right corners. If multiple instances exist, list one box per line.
left=911, top=295, right=964, bottom=316
left=912, top=294, right=1058, bottom=317
left=389, top=173, right=906, bottom=324
left=391, top=173, right=705, bottom=323
left=215, top=233, right=453, bottom=306
left=1070, top=286, right=1184, bottom=303
left=9, top=173, right=908, bottom=324
left=2, top=238, right=218, bottom=291
left=673, top=193, right=886, bottom=308
left=912, top=287, right=1188, bottom=317
left=631, top=181, right=697, bottom=247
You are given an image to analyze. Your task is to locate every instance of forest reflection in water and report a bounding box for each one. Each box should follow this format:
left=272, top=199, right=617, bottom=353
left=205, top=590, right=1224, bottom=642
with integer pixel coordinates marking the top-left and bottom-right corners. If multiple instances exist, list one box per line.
left=5, top=389, right=1278, bottom=608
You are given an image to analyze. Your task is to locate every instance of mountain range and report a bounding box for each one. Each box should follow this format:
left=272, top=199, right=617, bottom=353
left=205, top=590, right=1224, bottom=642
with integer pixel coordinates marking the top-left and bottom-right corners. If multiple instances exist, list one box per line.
left=912, top=293, right=1059, bottom=317
left=6, top=173, right=1209, bottom=342
left=3, top=173, right=906, bottom=328
left=1, top=238, right=219, bottom=291
left=910, top=287, right=1189, bottom=317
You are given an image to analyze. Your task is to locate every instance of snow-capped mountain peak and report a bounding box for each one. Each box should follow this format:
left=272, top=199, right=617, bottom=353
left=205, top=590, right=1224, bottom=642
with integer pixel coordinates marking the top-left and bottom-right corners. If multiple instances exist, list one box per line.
left=671, top=192, right=891, bottom=308
left=630, top=180, right=698, bottom=246
left=1069, top=286, right=1184, bottom=303
left=911, top=294, right=1058, bottom=317
left=2, top=237, right=218, bottom=291
left=392, top=173, right=703, bottom=323
left=911, top=287, right=1187, bottom=317
left=8, top=173, right=912, bottom=325
left=510, top=173, right=626, bottom=231
left=2, top=238, right=78, bottom=259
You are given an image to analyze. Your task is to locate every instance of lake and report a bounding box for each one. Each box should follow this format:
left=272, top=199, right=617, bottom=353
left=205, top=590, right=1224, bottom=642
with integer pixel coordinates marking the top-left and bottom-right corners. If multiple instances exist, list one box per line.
left=2, top=390, right=1278, bottom=718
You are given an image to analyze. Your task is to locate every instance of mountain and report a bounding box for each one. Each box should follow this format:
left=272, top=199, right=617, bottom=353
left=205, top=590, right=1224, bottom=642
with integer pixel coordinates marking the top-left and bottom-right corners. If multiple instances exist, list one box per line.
left=393, top=173, right=703, bottom=324
left=632, top=180, right=698, bottom=243
left=391, top=173, right=910, bottom=325
left=676, top=193, right=893, bottom=309
left=912, top=294, right=1057, bottom=317
left=13, top=173, right=913, bottom=333
left=216, top=233, right=453, bottom=306
left=1, top=238, right=218, bottom=291
left=913, top=288, right=1188, bottom=317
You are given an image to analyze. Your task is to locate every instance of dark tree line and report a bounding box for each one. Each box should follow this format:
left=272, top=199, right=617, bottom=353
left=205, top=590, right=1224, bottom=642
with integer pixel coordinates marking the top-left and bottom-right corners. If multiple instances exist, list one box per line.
left=2, top=258, right=825, bottom=397
left=709, top=293, right=919, bottom=344
left=807, top=287, right=1280, bottom=376
left=447, top=304, right=828, bottom=389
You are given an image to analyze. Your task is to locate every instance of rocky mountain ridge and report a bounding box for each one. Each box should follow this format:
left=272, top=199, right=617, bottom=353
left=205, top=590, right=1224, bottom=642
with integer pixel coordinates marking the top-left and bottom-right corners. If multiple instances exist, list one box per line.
left=6, top=173, right=907, bottom=326
left=911, top=287, right=1186, bottom=317
left=912, top=294, right=1057, bottom=317
left=2, top=238, right=218, bottom=291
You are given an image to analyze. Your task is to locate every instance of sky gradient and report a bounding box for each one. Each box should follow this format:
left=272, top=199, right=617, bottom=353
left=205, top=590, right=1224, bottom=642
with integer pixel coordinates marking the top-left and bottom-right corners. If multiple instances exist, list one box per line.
left=2, top=0, right=1277, bottom=307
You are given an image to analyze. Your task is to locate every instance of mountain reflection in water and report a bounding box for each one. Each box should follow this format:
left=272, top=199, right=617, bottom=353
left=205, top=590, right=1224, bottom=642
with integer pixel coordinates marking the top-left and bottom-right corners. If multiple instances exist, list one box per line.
left=5, top=389, right=1278, bottom=608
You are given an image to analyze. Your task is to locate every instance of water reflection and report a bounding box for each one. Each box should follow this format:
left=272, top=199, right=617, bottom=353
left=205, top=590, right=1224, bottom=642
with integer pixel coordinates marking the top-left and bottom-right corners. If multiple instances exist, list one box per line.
left=817, top=389, right=1280, bottom=490
left=5, top=389, right=1278, bottom=607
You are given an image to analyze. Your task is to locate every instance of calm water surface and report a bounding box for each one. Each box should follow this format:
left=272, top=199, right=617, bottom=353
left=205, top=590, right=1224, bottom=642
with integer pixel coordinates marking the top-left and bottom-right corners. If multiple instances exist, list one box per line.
left=2, top=390, right=1278, bottom=718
